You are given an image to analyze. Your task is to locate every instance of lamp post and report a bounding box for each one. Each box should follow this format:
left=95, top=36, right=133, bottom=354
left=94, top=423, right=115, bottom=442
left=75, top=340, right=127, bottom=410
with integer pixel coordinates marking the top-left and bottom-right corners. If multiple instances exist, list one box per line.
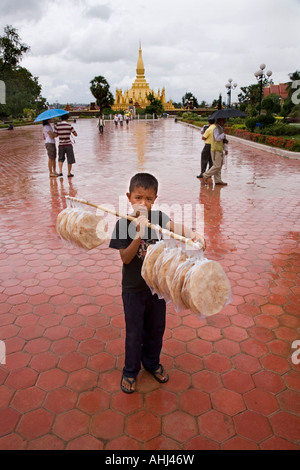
left=254, top=64, right=272, bottom=115
left=225, top=79, right=237, bottom=108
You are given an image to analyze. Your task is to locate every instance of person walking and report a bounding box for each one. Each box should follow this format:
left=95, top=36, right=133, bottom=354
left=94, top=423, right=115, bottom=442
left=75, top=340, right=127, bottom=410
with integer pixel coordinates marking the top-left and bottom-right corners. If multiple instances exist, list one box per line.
left=203, top=118, right=228, bottom=186
left=197, top=118, right=215, bottom=179
left=98, top=114, right=105, bottom=133
left=42, top=120, right=59, bottom=177
left=54, top=114, right=78, bottom=178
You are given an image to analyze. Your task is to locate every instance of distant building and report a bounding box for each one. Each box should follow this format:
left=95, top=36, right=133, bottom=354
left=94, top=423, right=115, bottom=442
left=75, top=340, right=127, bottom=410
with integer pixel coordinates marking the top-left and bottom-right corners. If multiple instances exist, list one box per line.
left=112, top=44, right=175, bottom=112
left=263, top=83, right=288, bottom=104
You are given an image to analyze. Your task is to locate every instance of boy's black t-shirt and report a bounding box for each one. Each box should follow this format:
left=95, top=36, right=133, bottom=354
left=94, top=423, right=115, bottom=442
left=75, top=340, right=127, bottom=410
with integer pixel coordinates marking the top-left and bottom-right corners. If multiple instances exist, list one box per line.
left=109, top=210, right=170, bottom=293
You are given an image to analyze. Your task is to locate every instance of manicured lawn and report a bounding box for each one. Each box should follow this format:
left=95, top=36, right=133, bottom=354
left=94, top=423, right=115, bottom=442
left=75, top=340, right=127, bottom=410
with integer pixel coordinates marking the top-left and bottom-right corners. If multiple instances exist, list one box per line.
left=280, top=135, right=300, bottom=143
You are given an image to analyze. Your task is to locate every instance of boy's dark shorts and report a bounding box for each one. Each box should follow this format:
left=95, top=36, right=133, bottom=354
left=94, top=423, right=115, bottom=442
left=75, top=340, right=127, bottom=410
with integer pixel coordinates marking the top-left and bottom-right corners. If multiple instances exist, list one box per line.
left=45, top=143, right=56, bottom=160
left=58, top=145, right=75, bottom=164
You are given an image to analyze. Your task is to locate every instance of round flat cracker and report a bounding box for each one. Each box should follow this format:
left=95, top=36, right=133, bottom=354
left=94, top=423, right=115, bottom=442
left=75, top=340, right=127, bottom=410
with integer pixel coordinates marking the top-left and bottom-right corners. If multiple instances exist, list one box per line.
left=151, top=249, right=165, bottom=296
left=56, top=208, right=108, bottom=250
left=66, top=209, right=81, bottom=244
left=183, top=260, right=231, bottom=316
left=141, top=241, right=166, bottom=290
left=74, top=211, right=108, bottom=250
left=171, top=259, right=196, bottom=311
left=166, top=250, right=187, bottom=296
left=155, top=248, right=181, bottom=300
left=56, top=208, right=71, bottom=241
left=57, top=208, right=77, bottom=241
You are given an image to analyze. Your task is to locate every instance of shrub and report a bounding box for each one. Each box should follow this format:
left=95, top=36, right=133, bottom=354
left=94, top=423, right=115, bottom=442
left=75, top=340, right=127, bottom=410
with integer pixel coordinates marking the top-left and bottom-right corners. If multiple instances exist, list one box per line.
left=182, top=112, right=202, bottom=121
left=261, top=123, right=300, bottom=136
left=245, top=114, right=276, bottom=131
left=245, top=117, right=259, bottom=132
left=259, top=114, right=276, bottom=127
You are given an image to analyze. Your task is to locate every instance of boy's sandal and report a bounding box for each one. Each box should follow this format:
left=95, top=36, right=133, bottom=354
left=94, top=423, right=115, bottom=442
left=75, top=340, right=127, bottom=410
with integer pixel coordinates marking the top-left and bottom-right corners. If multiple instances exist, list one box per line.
left=120, top=375, right=136, bottom=394
left=148, top=364, right=169, bottom=383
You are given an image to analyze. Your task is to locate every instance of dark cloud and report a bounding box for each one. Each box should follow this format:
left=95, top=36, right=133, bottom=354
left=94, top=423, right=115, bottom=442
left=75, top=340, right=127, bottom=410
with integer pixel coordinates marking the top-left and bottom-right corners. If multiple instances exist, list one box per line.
left=0, top=0, right=50, bottom=23
left=84, top=4, right=113, bottom=21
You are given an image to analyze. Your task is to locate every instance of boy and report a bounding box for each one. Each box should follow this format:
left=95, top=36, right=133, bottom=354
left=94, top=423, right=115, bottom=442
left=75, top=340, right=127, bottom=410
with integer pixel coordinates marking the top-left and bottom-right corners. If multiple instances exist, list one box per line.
left=109, top=173, right=205, bottom=393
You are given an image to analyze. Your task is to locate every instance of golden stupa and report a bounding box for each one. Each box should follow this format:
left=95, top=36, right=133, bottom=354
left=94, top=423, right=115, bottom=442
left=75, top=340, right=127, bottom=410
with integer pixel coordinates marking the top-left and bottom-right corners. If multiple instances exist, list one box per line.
left=112, top=44, right=174, bottom=112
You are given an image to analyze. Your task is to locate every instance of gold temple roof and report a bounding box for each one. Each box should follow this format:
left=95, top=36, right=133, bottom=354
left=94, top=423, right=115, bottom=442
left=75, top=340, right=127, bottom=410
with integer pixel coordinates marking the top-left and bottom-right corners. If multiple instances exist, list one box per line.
left=112, top=45, right=174, bottom=111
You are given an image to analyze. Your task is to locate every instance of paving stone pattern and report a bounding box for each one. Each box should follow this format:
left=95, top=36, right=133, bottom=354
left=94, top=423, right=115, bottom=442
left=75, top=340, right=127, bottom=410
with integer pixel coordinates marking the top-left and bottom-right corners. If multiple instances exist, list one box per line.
left=0, top=120, right=299, bottom=450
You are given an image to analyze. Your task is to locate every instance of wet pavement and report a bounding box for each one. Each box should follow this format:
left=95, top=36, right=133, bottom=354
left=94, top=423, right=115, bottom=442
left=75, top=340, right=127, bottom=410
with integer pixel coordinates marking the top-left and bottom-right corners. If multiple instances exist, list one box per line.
left=0, top=119, right=300, bottom=450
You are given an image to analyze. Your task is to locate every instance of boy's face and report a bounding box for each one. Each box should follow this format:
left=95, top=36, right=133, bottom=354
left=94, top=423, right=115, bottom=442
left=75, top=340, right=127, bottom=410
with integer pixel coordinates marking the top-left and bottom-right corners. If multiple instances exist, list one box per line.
left=127, top=186, right=157, bottom=216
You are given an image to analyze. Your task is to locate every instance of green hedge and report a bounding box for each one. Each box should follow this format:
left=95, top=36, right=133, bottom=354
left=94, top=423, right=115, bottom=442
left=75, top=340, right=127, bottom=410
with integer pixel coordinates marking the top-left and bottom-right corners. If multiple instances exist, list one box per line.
left=260, top=123, right=300, bottom=136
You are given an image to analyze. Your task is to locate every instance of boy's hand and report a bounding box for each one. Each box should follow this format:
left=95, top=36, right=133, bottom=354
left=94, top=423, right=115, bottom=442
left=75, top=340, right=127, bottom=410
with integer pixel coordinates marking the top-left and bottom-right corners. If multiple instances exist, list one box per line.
left=131, top=204, right=148, bottom=218
left=133, top=215, right=148, bottom=240
left=191, top=231, right=206, bottom=251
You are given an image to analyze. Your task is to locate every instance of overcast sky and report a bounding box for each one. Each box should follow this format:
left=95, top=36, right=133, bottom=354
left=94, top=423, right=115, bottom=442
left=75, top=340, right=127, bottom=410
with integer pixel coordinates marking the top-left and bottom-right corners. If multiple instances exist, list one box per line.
left=1, top=0, right=299, bottom=105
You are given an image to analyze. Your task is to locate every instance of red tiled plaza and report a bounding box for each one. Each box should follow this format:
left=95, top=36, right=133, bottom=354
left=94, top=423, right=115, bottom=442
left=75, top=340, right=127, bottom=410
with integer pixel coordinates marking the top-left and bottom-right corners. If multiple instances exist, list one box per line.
left=0, top=119, right=299, bottom=450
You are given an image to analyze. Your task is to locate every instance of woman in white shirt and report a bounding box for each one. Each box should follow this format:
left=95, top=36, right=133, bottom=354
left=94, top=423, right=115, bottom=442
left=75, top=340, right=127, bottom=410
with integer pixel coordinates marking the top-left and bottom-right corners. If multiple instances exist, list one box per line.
left=42, top=120, right=58, bottom=177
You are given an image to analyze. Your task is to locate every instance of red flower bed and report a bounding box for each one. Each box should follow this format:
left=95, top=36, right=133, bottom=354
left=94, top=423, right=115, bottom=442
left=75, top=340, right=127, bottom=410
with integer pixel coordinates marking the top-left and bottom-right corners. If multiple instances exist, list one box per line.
left=224, top=127, right=300, bottom=152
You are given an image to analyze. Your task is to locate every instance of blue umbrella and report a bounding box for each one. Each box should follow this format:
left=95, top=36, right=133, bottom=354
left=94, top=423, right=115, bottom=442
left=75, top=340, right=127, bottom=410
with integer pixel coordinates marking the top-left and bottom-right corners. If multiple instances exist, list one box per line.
left=34, top=108, right=68, bottom=123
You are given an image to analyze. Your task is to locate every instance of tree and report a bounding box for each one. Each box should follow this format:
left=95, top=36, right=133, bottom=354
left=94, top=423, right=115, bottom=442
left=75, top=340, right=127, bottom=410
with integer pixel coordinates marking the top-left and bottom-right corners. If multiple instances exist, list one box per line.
left=261, top=93, right=281, bottom=114
left=286, top=70, right=300, bottom=98
left=238, top=84, right=261, bottom=107
left=238, top=76, right=273, bottom=115
left=90, top=76, right=114, bottom=112
left=171, top=101, right=182, bottom=109
left=281, top=70, right=300, bottom=118
left=145, top=92, right=164, bottom=116
left=199, top=100, right=208, bottom=108
left=0, top=25, right=30, bottom=70
left=182, top=92, right=199, bottom=109
left=211, top=94, right=225, bottom=109
left=0, top=25, right=46, bottom=118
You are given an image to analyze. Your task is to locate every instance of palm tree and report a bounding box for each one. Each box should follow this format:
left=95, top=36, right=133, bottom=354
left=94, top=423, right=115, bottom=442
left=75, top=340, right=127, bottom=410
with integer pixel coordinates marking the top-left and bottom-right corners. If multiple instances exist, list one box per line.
left=90, top=76, right=114, bottom=113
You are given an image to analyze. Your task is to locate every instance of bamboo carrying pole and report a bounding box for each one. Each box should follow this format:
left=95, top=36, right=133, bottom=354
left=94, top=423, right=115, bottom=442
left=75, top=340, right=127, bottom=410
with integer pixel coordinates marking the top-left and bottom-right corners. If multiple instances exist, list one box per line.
left=65, top=196, right=204, bottom=250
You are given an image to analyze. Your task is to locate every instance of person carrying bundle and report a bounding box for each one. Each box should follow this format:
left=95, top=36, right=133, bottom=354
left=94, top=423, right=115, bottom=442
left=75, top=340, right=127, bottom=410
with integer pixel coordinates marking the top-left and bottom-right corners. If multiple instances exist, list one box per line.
left=109, top=173, right=205, bottom=394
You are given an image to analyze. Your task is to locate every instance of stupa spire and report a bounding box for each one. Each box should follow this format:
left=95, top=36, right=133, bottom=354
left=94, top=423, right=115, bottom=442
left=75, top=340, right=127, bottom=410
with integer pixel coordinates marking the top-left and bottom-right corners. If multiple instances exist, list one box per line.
left=136, top=42, right=145, bottom=77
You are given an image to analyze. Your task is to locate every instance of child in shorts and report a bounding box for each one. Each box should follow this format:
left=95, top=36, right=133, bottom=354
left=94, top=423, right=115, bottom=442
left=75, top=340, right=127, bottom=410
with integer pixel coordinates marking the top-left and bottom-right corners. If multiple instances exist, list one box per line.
left=42, top=120, right=58, bottom=177
left=109, top=173, right=205, bottom=393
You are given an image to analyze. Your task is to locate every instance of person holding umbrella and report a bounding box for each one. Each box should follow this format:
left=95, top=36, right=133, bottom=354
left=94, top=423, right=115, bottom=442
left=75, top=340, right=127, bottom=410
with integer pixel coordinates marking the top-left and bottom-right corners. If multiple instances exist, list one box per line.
left=35, top=109, right=71, bottom=177
left=203, top=118, right=228, bottom=186
left=201, top=108, right=246, bottom=185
